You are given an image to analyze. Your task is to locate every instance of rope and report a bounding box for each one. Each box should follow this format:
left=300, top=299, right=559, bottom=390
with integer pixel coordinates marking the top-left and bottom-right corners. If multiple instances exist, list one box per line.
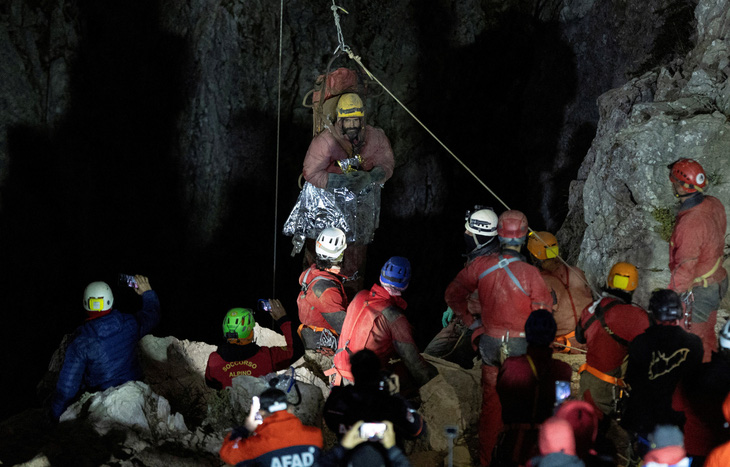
left=330, top=1, right=350, bottom=55
left=343, top=49, right=600, bottom=297
left=327, top=2, right=599, bottom=298
left=273, top=0, right=284, bottom=297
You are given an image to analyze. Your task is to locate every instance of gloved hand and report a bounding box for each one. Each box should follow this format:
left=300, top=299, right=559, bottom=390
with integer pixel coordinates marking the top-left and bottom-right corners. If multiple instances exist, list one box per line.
left=346, top=170, right=373, bottom=193
left=442, top=307, right=454, bottom=327
left=327, top=172, right=351, bottom=189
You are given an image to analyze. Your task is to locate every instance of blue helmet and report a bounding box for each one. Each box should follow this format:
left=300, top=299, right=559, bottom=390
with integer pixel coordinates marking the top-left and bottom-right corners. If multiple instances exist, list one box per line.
left=380, top=256, right=411, bottom=289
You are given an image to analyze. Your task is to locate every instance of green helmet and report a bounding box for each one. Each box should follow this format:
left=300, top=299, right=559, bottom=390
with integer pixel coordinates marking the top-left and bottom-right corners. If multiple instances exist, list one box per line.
left=223, top=308, right=255, bottom=342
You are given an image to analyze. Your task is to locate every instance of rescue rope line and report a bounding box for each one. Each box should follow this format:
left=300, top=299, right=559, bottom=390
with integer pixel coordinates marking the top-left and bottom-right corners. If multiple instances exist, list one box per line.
left=273, top=0, right=284, bottom=297
left=329, top=3, right=600, bottom=298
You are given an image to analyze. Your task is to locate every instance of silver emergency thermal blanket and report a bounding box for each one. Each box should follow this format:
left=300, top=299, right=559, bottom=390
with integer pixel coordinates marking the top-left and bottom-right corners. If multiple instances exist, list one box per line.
left=283, top=181, right=381, bottom=247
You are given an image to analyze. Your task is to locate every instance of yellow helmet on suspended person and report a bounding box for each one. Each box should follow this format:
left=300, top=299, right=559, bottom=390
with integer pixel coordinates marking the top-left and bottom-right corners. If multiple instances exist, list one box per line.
left=337, top=93, right=364, bottom=118
left=606, top=262, right=639, bottom=292
left=527, top=231, right=559, bottom=260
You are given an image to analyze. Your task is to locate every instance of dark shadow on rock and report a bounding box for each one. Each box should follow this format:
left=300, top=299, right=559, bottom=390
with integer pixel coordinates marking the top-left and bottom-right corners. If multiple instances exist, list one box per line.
left=0, top=0, right=188, bottom=421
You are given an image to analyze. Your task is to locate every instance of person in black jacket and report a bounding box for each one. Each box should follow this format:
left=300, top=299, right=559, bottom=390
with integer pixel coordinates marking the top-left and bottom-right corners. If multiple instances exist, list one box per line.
left=323, top=349, right=424, bottom=445
left=622, top=289, right=703, bottom=458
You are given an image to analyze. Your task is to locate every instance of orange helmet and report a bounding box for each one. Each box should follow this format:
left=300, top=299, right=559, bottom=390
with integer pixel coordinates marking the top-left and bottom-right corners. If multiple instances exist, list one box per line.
left=527, top=231, right=559, bottom=260
left=607, top=262, right=638, bottom=291
left=669, top=158, right=706, bottom=193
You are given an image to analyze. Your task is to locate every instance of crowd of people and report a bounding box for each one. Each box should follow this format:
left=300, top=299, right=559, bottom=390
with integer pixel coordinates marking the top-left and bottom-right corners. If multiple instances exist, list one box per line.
left=47, top=91, right=730, bottom=467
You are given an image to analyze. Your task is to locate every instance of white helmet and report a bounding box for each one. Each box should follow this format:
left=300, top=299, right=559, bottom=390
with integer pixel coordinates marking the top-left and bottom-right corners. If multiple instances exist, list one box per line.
left=720, top=320, right=730, bottom=350
left=465, top=208, right=498, bottom=237
left=83, top=281, right=114, bottom=312
left=316, top=227, right=347, bottom=260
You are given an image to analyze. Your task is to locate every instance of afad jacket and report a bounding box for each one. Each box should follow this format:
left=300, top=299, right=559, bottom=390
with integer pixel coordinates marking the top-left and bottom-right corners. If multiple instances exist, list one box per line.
left=219, top=410, right=323, bottom=466
left=51, top=290, right=161, bottom=419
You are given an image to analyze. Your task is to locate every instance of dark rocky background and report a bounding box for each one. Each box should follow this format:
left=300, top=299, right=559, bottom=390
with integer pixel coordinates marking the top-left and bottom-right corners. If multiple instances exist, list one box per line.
left=0, top=0, right=701, bottom=422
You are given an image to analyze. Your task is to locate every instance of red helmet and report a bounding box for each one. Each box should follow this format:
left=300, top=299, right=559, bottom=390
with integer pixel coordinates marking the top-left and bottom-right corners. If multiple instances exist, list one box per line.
left=497, top=210, right=528, bottom=239
left=669, top=158, right=706, bottom=192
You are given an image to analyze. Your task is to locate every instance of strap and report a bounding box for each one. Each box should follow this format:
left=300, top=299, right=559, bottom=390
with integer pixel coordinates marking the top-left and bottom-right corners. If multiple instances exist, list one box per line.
left=579, top=362, right=626, bottom=388
left=693, top=256, right=723, bottom=288
left=525, top=355, right=539, bottom=380
left=297, top=323, right=339, bottom=338
left=577, top=299, right=626, bottom=346
left=554, top=331, right=575, bottom=353
left=478, top=255, right=527, bottom=296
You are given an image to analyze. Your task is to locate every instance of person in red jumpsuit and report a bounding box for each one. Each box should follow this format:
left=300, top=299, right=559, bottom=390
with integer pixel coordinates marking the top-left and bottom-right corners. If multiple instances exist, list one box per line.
left=425, top=206, right=500, bottom=368
left=494, top=309, right=573, bottom=465
left=301, top=93, right=395, bottom=287
left=526, top=231, right=594, bottom=354
left=297, top=227, right=349, bottom=353
left=445, top=209, right=553, bottom=466
left=205, top=300, right=293, bottom=389
left=329, top=256, right=438, bottom=396
left=575, top=262, right=651, bottom=419
left=667, top=158, right=728, bottom=362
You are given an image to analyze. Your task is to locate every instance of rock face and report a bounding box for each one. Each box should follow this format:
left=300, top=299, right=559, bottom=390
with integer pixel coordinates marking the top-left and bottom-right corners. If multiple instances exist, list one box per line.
left=5, top=331, right=486, bottom=466
left=561, top=0, right=730, bottom=306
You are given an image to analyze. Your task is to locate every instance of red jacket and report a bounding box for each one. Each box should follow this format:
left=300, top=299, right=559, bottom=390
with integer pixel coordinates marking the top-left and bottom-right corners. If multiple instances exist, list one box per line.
left=577, top=296, right=650, bottom=372
left=669, top=194, right=727, bottom=293
left=205, top=320, right=294, bottom=389
left=332, top=283, right=435, bottom=386
left=297, top=264, right=348, bottom=331
left=445, top=250, right=553, bottom=338
left=540, top=261, right=594, bottom=337
left=219, top=410, right=323, bottom=465
left=302, top=122, right=394, bottom=189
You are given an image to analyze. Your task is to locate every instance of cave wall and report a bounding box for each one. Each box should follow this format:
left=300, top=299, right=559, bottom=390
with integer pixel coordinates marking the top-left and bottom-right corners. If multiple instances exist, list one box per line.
left=0, top=0, right=704, bottom=419
left=562, top=0, right=730, bottom=308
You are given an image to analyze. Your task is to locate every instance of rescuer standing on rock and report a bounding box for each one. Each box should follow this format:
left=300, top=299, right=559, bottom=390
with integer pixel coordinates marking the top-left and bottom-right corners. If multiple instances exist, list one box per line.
left=205, top=300, right=293, bottom=389
left=667, top=158, right=728, bottom=362
left=426, top=206, right=500, bottom=367
left=297, top=227, right=349, bottom=355
left=445, top=209, right=553, bottom=466
left=328, top=256, right=438, bottom=395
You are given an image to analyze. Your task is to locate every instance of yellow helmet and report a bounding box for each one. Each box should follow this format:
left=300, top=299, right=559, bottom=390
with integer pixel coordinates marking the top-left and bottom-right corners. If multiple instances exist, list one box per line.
left=607, top=262, right=639, bottom=292
left=527, top=231, right=559, bottom=260
left=337, top=93, right=364, bottom=118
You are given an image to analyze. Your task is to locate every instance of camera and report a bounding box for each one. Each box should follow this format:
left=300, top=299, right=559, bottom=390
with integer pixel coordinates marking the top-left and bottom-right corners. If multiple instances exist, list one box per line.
left=258, top=299, right=272, bottom=313
left=118, top=274, right=138, bottom=289
left=555, top=380, right=571, bottom=406
left=444, top=425, right=458, bottom=439
left=359, top=422, right=386, bottom=440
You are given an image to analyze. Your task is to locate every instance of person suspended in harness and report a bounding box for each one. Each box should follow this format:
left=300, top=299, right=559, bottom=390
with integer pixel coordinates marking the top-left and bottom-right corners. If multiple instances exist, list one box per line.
left=575, top=262, right=651, bottom=420
left=327, top=256, right=438, bottom=397
left=526, top=231, right=593, bottom=354
left=425, top=205, right=500, bottom=368
left=667, top=158, right=728, bottom=363
left=493, top=309, right=573, bottom=466
left=297, top=227, right=350, bottom=357
left=285, top=92, right=395, bottom=297
left=445, top=209, right=553, bottom=467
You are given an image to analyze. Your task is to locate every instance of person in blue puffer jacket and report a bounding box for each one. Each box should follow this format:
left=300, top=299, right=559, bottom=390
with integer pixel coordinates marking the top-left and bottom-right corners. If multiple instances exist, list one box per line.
left=50, top=275, right=160, bottom=419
